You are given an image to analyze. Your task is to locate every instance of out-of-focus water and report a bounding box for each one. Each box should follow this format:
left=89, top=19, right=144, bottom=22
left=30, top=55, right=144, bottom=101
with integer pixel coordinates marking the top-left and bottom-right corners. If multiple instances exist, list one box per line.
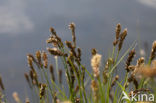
left=0, top=0, right=156, bottom=102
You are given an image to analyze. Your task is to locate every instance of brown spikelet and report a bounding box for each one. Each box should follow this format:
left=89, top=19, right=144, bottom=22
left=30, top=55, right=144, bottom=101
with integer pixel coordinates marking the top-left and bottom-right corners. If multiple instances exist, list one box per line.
left=49, top=27, right=63, bottom=46
left=27, top=54, right=40, bottom=69
left=91, top=80, right=99, bottom=102
left=103, top=71, right=108, bottom=84
left=65, top=41, right=77, bottom=57
left=49, top=27, right=57, bottom=36
left=128, top=65, right=135, bottom=71
left=47, top=48, right=67, bottom=57
left=136, top=57, right=145, bottom=67
left=113, top=23, right=121, bottom=46
left=27, top=55, right=34, bottom=70
left=118, top=28, right=127, bottom=51
left=46, top=35, right=58, bottom=44
left=36, top=50, right=42, bottom=67
left=104, top=58, right=113, bottom=72
left=125, top=49, right=135, bottom=72
left=77, top=48, right=81, bottom=61
left=91, top=48, right=97, bottom=56
left=115, top=23, right=121, bottom=40
left=39, top=84, right=46, bottom=99
left=150, top=41, right=156, bottom=61
left=110, top=75, right=119, bottom=88
left=0, top=76, right=4, bottom=90
left=42, top=51, right=48, bottom=68
left=32, top=70, right=39, bottom=86
left=128, top=74, right=138, bottom=89
left=69, top=22, right=76, bottom=48
left=29, top=69, right=38, bottom=86
left=59, top=69, right=62, bottom=84
left=49, top=64, right=55, bottom=81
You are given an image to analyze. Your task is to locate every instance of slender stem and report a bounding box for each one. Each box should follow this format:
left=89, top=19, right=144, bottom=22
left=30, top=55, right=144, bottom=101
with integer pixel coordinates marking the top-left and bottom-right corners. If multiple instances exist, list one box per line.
left=98, top=77, right=105, bottom=103
left=42, top=69, right=54, bottom=100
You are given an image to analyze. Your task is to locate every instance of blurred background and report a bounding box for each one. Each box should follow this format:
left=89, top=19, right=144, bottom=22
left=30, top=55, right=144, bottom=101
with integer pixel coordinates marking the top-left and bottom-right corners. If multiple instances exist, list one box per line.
left=0, top=0, right=156, bottom=102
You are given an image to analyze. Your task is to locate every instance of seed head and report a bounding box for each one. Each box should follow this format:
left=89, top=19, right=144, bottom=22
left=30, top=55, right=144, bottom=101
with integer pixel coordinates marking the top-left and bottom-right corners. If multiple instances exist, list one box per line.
left=40, top=84, right=47, bottom=99
left=113, top=23, right=121, bottom=46
left=118, top=28, right=127, bottom=51
left=36, top=50, right=42, bottom=67
left=125, top=49, right=135, bottom=72
left=47, top=48, right=67, bottom=56
left=42, top=51, right=48, bottom=68
left=69, top=22, right=76, bottom=48
left=91, top=53, right=102, bottom=78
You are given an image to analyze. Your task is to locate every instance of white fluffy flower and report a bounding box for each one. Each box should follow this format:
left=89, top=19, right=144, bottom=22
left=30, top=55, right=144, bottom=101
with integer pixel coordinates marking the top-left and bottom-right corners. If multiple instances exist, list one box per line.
left=91, top=54, right=102, bottom=78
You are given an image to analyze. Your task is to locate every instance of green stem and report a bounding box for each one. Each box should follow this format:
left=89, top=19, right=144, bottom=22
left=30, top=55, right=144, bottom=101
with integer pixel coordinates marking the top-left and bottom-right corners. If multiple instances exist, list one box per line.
left=42, top=69, right=54, bottom=100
